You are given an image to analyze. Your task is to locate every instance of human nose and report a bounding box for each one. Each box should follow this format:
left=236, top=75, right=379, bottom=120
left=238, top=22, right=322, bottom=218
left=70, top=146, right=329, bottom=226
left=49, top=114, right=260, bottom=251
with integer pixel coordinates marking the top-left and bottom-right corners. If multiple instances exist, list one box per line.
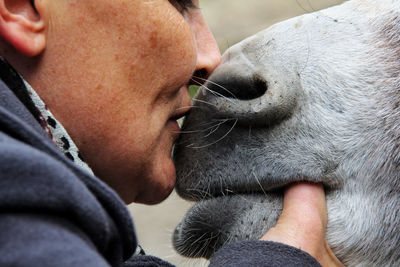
left=188, top=10, right=222, bottom=85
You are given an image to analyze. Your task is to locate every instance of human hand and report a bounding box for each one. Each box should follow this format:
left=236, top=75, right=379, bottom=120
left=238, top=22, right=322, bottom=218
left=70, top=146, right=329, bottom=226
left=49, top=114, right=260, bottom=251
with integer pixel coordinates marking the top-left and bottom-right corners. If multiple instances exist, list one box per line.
left=260, top=183, right=343, bottom=267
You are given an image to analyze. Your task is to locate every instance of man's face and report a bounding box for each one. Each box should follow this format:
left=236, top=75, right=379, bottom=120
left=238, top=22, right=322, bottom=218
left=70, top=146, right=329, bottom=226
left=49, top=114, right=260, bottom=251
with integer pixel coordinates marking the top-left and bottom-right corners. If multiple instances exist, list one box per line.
left=28, top=0, right=220, bottom=203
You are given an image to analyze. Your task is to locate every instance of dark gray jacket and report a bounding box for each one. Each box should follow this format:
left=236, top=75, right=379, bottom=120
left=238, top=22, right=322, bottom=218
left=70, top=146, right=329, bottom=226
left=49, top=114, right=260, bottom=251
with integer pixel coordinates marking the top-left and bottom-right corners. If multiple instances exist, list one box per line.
left=0, top=59, right=321, bottom=267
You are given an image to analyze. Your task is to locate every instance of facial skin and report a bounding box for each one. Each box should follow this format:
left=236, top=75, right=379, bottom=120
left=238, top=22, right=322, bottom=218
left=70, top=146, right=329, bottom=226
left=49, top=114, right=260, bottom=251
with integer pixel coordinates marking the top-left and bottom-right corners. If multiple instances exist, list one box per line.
left=0, top=0, right=221, bottom=204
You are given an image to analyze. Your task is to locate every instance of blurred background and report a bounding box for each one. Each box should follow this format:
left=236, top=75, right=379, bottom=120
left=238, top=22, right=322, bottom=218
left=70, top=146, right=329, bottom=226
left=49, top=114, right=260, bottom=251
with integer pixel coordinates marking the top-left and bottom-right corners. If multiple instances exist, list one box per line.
left=129, top=0, right=344, bottom=266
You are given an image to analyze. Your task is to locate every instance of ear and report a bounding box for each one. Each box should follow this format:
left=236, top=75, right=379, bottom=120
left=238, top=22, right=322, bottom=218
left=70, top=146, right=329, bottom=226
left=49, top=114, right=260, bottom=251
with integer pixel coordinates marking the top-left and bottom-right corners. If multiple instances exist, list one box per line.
left=0, top=0, right=45, bottom=57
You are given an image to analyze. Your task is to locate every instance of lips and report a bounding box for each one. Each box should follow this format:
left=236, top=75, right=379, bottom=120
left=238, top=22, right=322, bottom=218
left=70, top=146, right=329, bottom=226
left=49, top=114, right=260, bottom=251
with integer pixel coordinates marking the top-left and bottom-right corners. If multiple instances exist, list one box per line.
left=167, top=106, right=191, bottom=142
left=170, top=106, right=191, bottom=122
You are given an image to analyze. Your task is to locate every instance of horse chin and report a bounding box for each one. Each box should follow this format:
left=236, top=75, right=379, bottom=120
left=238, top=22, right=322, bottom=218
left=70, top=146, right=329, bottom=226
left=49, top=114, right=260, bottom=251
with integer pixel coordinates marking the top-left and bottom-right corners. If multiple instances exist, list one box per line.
left=173, top=192, right=283, bottom=259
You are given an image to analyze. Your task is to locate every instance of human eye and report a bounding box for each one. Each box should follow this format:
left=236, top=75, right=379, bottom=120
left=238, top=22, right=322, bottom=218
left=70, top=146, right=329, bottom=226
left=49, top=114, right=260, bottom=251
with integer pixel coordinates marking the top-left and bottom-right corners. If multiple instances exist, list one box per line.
left=169, top=0, right=197, bottom=14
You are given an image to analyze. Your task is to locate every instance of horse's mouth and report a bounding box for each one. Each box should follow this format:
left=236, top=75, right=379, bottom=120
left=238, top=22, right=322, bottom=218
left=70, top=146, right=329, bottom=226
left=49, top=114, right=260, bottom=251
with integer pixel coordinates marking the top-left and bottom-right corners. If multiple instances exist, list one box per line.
left=173, top=191, right=283, bottom=259
left=173, top=175, right=332, bottom=259
left=175, top=174, right=294, bottom=202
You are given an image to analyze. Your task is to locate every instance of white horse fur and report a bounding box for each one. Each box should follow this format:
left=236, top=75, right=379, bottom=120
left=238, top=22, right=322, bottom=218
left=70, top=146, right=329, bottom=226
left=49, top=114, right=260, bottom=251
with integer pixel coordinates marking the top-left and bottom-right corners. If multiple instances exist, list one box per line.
left=173, top=0, right=400, bottom=266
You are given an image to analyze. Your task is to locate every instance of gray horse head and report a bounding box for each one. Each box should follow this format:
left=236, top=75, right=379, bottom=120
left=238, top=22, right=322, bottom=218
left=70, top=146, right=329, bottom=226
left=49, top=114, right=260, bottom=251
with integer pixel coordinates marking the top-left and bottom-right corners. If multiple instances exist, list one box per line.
left=173, top=0, right=400, bottom=266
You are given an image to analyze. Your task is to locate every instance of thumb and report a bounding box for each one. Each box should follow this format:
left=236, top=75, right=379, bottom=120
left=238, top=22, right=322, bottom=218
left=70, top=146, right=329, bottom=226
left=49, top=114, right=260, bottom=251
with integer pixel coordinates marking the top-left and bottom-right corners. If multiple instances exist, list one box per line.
left=261, top=183, right=342, bottom=266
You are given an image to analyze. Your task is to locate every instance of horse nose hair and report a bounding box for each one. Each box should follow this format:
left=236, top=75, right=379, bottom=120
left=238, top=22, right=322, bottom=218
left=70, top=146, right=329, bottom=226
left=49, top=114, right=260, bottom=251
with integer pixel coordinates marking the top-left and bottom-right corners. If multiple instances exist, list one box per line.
left=206, top=74, right=268, bottom=101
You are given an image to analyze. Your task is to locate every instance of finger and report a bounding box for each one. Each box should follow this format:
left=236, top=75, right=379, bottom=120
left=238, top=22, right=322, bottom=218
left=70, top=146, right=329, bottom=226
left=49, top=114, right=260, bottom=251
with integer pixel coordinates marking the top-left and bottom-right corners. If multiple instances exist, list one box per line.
left=280, top=182, right=327, bottom=234
left=261, top=183, right=343, bottom=266
left=261, top=183, right=326, bottom=254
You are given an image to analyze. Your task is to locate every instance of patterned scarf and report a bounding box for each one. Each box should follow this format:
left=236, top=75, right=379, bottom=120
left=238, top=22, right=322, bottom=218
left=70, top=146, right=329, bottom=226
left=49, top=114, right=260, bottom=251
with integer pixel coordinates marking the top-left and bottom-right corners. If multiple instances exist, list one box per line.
left=21, top=79, right=94, bottom=175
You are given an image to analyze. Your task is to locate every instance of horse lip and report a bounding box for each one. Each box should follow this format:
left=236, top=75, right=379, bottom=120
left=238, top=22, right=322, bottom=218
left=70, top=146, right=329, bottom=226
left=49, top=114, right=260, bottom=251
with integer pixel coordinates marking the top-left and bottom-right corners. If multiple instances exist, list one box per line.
left=177, top=184, right=286, bottom=202
left=173, top=192, right=284, bottom=259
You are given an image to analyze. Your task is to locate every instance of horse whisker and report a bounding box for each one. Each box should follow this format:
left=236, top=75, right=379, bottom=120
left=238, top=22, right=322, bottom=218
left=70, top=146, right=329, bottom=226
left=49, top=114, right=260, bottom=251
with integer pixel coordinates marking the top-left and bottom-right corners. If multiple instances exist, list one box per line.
left=192, top=75, right=238, bottom=99
left=192, top=98, right=218, bottom=107
left=189, top=119, right=238, bottom=149
left=191, top=79, right=236, bottom=105
left=203, top=119, right=228, bottom=138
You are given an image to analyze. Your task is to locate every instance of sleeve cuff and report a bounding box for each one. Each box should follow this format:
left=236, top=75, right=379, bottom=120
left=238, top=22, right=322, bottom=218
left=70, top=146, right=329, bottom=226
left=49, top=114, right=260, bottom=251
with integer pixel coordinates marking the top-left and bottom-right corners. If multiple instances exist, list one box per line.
left=209, top=240, right=322, bottom=267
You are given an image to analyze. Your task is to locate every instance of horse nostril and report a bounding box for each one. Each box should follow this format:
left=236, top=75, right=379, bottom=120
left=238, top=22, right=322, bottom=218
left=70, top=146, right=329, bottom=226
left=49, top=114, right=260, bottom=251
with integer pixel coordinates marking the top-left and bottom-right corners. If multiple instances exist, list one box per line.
left=207, top=75, right=268, bottom=100
left=198, top=62, right=298, bottom=127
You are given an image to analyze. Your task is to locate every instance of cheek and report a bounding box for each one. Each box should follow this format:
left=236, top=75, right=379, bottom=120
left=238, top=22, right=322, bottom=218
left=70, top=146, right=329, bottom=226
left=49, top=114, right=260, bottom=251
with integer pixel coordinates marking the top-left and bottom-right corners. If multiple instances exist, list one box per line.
left=151, top=13, right=198, bottom=88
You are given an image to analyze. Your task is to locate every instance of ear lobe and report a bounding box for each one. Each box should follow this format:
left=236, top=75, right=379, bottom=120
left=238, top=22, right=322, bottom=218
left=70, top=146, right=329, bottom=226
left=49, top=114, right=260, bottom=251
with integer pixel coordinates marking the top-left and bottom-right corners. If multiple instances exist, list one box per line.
left=0, top=0, right=45, bottom=57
